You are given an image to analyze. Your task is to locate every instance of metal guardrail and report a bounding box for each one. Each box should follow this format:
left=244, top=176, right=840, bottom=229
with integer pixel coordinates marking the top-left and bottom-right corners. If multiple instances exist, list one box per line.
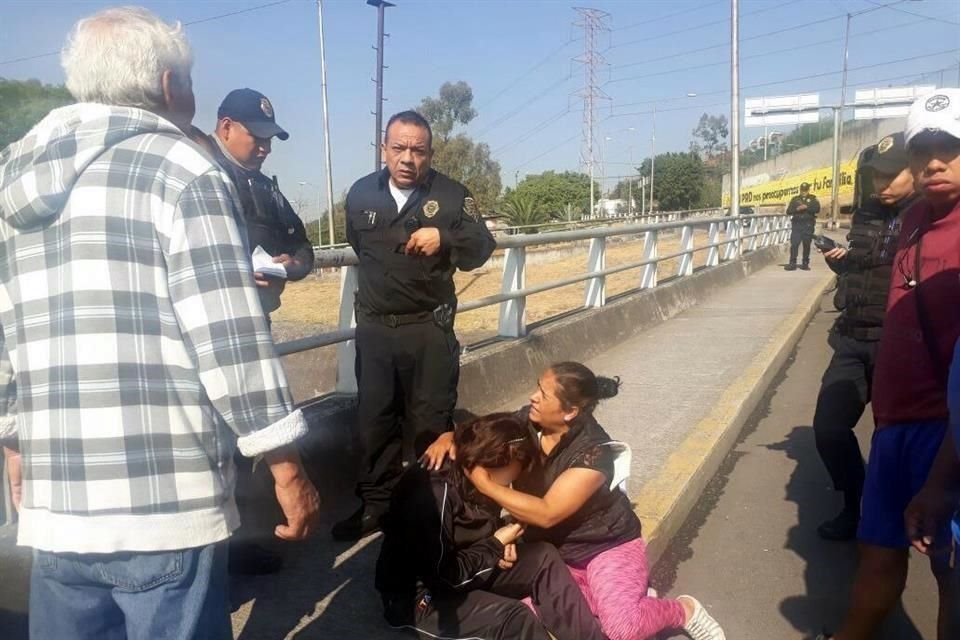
left=281, top=214, right=792, bottom=395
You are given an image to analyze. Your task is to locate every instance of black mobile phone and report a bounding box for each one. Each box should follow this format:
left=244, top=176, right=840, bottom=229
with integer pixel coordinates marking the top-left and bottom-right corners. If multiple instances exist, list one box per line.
left=813, top=235, right=839, bottom=251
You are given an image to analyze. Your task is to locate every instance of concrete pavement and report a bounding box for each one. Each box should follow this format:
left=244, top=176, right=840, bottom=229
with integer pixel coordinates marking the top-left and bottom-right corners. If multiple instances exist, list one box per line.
left=0, top=257, right=850, bottom=639
left=652, top=295, right=938, bottom=639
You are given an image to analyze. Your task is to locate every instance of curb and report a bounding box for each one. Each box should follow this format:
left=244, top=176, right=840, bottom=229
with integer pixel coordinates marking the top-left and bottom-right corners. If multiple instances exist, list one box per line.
left=636, top=269, right=837, bottom=565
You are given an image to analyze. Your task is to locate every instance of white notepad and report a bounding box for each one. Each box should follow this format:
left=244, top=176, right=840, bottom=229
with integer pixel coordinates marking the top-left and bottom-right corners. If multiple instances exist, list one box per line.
left=251, top=245, right=287, bottom=279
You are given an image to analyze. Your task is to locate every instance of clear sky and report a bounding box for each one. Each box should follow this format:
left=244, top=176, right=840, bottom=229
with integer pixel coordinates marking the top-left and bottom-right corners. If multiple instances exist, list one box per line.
left=2, top=0, right=959, bottom=220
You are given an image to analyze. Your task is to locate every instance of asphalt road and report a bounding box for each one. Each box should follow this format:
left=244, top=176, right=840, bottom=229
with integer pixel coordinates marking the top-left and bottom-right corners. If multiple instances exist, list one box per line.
left=652, top=287, right=939, bottom=640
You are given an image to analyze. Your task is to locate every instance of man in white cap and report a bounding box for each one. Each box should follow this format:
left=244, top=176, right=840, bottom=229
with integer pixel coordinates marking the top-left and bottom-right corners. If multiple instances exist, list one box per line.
left=821, top=88, right=960, bottom=640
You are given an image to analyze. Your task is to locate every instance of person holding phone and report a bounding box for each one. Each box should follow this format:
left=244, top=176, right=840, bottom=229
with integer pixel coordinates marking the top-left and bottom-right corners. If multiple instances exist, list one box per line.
left=785, top=182, right=821, bottom=270
left=810, top=132, right=918, bottom=542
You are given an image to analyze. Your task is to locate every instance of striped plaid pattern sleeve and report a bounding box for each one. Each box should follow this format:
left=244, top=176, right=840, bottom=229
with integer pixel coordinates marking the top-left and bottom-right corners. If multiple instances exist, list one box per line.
left=163, top=171, right=306, bottom=456
left=0, top=324, right=15, bottom=440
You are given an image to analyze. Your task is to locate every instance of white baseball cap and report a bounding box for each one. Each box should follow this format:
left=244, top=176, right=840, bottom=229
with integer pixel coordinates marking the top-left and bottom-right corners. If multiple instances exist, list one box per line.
left=905, top=88, right=960, bottom=145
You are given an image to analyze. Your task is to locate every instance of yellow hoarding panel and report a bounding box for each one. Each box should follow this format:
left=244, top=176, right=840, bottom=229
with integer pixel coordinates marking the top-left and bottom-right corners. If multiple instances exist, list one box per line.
left=722, top=160, right=857, bottom=207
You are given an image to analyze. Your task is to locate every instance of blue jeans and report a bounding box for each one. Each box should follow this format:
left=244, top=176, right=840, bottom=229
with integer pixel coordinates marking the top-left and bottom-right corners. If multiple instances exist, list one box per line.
left=30, top=543, right=230, bottom=640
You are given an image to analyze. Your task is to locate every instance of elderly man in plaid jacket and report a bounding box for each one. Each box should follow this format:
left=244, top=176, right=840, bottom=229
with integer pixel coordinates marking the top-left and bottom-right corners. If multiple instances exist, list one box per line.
left=0, top=7, right=319, bottom=639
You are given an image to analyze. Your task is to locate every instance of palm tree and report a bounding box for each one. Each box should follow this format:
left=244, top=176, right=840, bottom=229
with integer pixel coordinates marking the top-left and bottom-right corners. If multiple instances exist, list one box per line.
left=502, top=191, right=550, bottom=233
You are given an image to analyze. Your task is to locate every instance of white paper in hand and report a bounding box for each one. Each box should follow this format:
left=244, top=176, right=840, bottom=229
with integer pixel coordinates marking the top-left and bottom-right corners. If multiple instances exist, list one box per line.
left=251, top=245, right=287, bottom=280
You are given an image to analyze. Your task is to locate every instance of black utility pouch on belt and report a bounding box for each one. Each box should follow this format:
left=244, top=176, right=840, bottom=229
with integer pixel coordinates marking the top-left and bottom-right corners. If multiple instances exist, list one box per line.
left=433, top=302, right=456, bottom=332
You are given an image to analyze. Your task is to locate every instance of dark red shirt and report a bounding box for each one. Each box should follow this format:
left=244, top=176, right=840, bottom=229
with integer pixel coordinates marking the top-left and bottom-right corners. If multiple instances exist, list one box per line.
left=872, top=198, right=960, bottom=427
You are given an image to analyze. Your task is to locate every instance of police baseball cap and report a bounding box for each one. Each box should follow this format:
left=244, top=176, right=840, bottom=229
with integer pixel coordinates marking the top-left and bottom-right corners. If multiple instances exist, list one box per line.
left=800, top=182, right=811, bottom=190
left=217, top=88, right=289, bottom=141
left=905, top=88, right=960, bottom=145
left=864, top=132, right=908, bottom=174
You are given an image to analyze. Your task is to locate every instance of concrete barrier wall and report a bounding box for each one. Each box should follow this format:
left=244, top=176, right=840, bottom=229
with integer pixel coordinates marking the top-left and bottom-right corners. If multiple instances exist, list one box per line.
left=722, top=118, right=905, bottom=210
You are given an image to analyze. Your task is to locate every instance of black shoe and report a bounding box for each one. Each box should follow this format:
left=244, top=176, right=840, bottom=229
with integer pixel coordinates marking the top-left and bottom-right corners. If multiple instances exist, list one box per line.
left=331, top=507, right=383, bottom=541
left=785, top=264, right=797, bottom=271
left=817, top=510, right=859, bottom=541
left=229, top=542, right=283, bottom=576
left=800, top=263, right=811, bottom=271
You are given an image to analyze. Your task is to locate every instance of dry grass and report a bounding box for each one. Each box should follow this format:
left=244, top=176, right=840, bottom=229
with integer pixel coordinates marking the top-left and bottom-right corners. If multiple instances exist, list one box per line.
left=273, top=230, right=711, bottom=337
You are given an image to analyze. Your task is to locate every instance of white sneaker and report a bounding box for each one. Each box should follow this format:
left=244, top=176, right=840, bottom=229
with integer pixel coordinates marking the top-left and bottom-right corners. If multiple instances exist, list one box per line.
left=679, top=595, right=725, bottom=640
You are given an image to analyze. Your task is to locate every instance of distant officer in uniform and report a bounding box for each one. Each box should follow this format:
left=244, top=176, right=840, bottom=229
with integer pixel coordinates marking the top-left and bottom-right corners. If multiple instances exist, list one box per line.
left=209, top=88, right=314, bottom=316
left=812, top=132, right=917, bottom=541
left=785, top=182, right=821, bottom=270
left=332, top=110, right=496, bottom=541
left=208, top=89, right=315, bottom=574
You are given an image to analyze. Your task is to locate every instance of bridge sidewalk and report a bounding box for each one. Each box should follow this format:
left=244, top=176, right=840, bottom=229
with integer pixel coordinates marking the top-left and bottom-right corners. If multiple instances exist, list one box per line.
left=0, top=259, right=837, bottom=640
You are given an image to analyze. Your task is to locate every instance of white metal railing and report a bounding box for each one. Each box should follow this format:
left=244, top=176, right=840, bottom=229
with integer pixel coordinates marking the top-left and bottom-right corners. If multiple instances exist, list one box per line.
left=281, top=214, right=792, bottom=394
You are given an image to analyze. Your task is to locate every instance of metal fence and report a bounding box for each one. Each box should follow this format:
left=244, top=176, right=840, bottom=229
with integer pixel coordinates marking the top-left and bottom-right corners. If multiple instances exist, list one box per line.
left=282, top=213, right=792, bottom=394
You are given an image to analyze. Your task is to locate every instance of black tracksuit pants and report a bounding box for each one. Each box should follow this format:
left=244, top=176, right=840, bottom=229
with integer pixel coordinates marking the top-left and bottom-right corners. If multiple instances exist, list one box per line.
left=355, top=317, right=460, bottom=514
left=401, top=541, right=606, bottom=640
left=812, top=332, right=875, bottom=509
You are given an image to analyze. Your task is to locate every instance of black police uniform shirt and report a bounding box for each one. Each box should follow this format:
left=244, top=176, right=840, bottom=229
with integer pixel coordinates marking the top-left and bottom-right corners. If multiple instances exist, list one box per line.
left=786, top=193, right=821, bottom=229
left=208, top=136, right=315, bottom=314
left=345, top=168, right=496, bottom=316
left=513, top=406, right=642, bottom=566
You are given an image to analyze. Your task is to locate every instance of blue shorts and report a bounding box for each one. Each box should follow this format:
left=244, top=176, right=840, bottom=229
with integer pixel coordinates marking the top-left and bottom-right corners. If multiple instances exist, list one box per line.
left=859, top=420, right=949, bottom=549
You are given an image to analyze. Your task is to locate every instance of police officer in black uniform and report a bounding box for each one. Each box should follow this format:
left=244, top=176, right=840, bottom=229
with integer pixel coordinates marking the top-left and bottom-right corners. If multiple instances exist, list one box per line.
left=209, top=88, right=314, bottom=315
left=208, top=89, right=315, bottom=574
left=786, top=182, right=821, bottom=270
left=812, top=132, right=917, bottom=541
left=332, top=110, right=496, bottom=541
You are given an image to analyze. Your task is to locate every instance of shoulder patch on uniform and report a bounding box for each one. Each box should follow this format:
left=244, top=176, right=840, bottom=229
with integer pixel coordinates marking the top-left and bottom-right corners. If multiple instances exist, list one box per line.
left=877, top=136, right=894, bottom=154
left=463, top=197, right=478, bottom=220
left=423, top=200, right=440, bottom=218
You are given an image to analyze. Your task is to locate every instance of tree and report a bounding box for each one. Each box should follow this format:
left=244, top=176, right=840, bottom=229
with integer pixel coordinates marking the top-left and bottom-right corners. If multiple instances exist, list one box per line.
left=418, top=81, right=501, bottom=212
left=504, top=171, right=595, bottom=219
left=0, top=78, right=73, bottom=149
left=501, top=191, right=549, bottom=231
left=690, top=113, right=729, bottom=159
left=638, top=152, right=705, bottom=211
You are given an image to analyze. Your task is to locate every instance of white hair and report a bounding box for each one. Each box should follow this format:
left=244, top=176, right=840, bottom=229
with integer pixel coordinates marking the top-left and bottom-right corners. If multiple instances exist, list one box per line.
left=61, top=6, right=193, bottom=111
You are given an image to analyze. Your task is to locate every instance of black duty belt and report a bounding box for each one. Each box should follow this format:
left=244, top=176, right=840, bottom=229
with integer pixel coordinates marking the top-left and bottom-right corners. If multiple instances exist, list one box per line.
left=835, top=322, right=883, bottom=341
left=358, top=307, right=435, bottom=327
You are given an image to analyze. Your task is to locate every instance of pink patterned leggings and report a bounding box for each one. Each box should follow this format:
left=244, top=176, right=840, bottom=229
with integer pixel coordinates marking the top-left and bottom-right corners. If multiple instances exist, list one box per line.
left=568, top=537, right=686, bottom=640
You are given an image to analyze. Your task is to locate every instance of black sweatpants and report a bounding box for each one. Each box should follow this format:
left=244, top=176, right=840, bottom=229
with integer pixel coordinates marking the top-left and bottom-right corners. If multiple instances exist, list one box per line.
left=355, top=317, right=460, bottom=514
left=789, top=227, right=813, bottom=266
left=812, top=332, right=876, bottom=507
left=400, top=542, right=606, bottom=640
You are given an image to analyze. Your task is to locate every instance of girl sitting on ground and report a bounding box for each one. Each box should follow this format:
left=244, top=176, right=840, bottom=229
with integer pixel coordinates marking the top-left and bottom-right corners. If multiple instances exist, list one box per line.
left=423, top=361, right=726, bottom=640
left=375, top=412, right=606, bottom=640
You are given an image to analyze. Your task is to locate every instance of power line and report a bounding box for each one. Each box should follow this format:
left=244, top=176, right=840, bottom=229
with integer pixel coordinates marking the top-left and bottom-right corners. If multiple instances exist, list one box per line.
left=475, top=74, right=572, bottom=138
left=613, top=0, right=725, bottom=32
left=608, top=17, right=928, bottom=85
left=509, top=60, right=955, bottom=173
left=609, top=12, right=927, bottom=74
left=0, top=0, right=295, bottom=66
left=862, top=0, right=960, bottom=26
left=610, top=0, right=798, bottom=50
left=473, top=39, right=576, bottom=115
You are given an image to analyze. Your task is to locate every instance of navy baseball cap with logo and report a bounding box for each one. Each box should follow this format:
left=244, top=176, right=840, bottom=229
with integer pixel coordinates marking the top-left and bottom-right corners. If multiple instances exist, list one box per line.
left=864, top=132, right=908, bottom=174
left=217, top=88, right=289, bottom=141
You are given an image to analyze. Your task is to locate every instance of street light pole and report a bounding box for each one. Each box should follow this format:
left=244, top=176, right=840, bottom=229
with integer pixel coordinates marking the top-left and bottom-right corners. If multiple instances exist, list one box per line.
left=317, top=0, right=336, bottom=246
left=730, top=0, right=741, bottom=219
left=650, top=104, right=656, bottom=212
left=368, top=0, right=394, bottom=172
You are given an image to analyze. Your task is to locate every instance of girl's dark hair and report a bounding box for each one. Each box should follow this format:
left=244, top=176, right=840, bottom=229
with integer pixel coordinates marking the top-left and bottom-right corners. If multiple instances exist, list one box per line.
left=454, top=412, right=536, bottom=472
left=549, top=361, right=620, bottom=415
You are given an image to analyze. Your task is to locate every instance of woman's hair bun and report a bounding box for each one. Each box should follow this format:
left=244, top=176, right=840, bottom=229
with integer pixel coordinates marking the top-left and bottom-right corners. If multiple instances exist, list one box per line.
left=596, top=375, right=621, bottom=400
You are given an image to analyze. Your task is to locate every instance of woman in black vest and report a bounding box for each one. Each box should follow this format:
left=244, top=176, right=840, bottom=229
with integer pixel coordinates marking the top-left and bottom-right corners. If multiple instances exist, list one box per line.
left=375, top=412, right=605, bottom=640
left=424, top=362, right=725, bottom=640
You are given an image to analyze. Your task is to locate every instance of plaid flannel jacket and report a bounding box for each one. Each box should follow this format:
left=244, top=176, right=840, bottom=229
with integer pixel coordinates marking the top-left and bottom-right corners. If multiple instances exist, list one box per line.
left=0, top=104, right=307, bottom=553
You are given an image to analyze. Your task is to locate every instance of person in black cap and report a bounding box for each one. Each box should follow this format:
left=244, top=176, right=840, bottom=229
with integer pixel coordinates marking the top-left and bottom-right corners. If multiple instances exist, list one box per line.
left=208, top=89, right=315, bottom=575
left=331, top=110, right=496, bottom=541
left=785, top=182, right=821, bottom=270
left=209, top=88, right=314, bottom=316
left=810, top=131, right=917, bottom=541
